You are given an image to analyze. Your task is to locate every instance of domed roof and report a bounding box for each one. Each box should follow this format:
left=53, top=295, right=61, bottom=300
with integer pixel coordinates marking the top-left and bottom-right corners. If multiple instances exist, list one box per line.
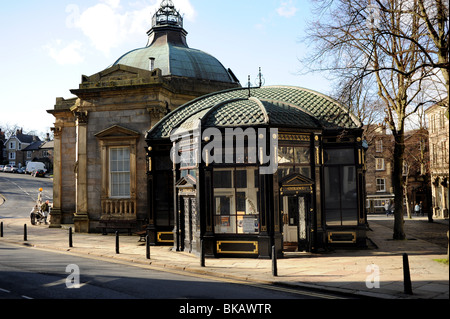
left=113, top=0, right=238, bottom=84
left=146, top=86, right=362, bottom=140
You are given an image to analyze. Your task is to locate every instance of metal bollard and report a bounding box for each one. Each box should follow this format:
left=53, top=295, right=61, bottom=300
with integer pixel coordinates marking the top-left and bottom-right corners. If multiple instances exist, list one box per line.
left=1, top=221, right=3, bottom=237
left=24, top=224, right=27, bottom=241
left=115, top=231, right=119, bottom=254
left=200, top=239, right=205, bottom=267
left=403, top=253, right=413, bottom=295
left=272, top=245, right=278, bottom=276
left=146, top=235, right=150, bottom=259
left=69, top=227, right=73, bottom=248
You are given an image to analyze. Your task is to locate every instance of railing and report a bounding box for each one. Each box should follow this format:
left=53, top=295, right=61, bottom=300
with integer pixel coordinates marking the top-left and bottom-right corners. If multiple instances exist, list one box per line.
left=101, top=198, right=136, bottom=219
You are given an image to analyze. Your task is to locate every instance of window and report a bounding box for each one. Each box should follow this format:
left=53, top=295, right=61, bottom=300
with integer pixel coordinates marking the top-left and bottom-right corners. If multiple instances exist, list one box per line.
left=9, top=141, right=16, bottom=150
left=9, top=152, right=16, bottom=160
left=375, top=140, right=383, bottom=152
left=441, top=141, right=448, bottom=164
left=376, top=178, right=386, bottom=192
left=323, top=148, right=358, bottom=226
left=375, top=158, right=385, bottom=170
left=277, top=146, right=311, bottom=179
left=213, top=167, right=259, bottom=234
left=27, top=151, right=32, bottom=159
left=109, top=147, right=130, bottom=198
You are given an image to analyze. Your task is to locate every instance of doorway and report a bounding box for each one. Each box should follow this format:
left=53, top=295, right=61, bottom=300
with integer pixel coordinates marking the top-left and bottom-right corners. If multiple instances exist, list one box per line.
left=282, top=194, right=310, bottom=252
left=181, top=196, right=198, bottom=253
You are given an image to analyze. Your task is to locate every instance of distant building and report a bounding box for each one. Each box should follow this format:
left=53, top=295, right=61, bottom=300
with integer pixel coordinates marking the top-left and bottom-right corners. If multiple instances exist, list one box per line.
left=363, top=125, right=431, bottom=216
left=364, top=125, right=395, bottom=213
left=0, top=129, right=5, bottom=165
left=425, top=102, right=449, bottom=218
left=3, top=129, right=40, bottom=168
left=21, top=133, right=53, bottom=172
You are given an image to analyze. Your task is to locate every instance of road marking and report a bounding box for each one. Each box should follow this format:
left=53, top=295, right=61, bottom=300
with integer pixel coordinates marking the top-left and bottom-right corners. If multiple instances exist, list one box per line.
left=21, top=295, right=33, bottom=299
left=0, top=288, right=11, bottom=293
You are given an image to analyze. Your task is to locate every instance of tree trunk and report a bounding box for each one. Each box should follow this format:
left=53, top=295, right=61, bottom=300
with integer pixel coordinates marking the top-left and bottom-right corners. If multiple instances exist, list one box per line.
left=392, top=130, right=406, bottom=240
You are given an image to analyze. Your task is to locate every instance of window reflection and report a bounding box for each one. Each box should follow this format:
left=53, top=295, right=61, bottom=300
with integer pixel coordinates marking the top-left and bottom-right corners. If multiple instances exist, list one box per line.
left=213, top=168, right=259, bottom=234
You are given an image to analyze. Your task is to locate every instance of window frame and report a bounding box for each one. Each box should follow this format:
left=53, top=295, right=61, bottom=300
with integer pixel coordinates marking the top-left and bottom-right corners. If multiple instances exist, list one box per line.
left=109, top=146, right=131, bottom=199
left=213, top=167, right=260, bottom=235
left=376, top=178, right=386, bottom=192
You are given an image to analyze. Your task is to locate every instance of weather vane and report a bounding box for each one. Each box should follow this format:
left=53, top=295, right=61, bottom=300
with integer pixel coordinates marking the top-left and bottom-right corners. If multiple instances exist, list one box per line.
left=255, top=67, right=265, bottom=88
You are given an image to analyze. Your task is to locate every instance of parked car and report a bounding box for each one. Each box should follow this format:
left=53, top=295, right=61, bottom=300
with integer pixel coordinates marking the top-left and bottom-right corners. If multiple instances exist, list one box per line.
left=32, top=169, right=46, bottom=177
left=16, top=167, right=25, bottom=174
left=3, top=165, right=17, bottom=173
left=0, top=165, right=4, bottom=172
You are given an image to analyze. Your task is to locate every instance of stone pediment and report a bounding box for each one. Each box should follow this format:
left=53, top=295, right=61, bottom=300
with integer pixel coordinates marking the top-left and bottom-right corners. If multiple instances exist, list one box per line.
left=77, top=64, right=162, bottom=90
left=83, top=64, right=150, bottom=82
left=175, top=175, right=197, bottom=189
left=95, top=125, right=140, bottom=140
left=279, top=173, right=314, bottom=195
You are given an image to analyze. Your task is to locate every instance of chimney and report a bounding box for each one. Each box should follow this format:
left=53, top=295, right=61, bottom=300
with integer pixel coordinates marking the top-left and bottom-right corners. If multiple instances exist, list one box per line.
left=149, top=57, right=155, bottom=71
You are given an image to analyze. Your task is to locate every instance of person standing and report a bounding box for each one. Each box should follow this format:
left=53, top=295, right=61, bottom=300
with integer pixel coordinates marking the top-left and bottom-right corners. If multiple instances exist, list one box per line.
left=414, top=202, right=420, bottom=216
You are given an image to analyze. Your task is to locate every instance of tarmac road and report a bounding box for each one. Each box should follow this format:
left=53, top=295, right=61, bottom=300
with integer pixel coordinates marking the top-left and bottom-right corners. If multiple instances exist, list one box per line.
left=0, top=173, right=53, bottom=218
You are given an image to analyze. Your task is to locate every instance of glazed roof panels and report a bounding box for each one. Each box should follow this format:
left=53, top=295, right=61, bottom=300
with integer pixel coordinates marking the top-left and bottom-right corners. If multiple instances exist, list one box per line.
left=147, top=86, right=362, bottom=140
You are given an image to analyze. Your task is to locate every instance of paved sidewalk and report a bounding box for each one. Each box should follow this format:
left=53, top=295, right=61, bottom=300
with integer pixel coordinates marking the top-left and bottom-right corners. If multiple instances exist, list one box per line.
left=0, top=216, right=448, bottom=299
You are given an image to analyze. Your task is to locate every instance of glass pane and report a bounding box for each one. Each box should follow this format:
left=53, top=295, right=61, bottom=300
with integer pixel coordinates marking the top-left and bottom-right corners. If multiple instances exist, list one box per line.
left=341, top=166, right=357, bottom=209
left=235, top=170, right=247, bottom=188
left=278, top=146, right=294, bottom=164
left=342, top=209, right=358, bottom=226
left=294, top=147, right=310, bottom=164
left=213, top=170, right=232, bottom=188
left=238, top=215, right=259, bottom=234
left=299, top=166, right=311, bottom=178
left=323, top=166, right=340, bottom=209
left=214, top=195, right=231, bottom=215
left=324, top=148, right=355, bottom=165
left=326, top=209, right=341, bottom=226
left=214, top=215, right=236, bottom=233
left=236, top=192, right=246, bottom=212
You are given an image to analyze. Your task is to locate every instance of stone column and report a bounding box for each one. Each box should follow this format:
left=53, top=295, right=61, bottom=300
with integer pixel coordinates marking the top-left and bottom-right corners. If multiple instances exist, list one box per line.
left=49, top=126, right=62, bottom=228
left=74, top=111, right=89, bottom=232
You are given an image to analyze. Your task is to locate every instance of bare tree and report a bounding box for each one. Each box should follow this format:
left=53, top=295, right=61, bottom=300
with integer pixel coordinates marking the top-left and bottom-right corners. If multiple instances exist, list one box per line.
left=301, top=0, right=441, bottom=239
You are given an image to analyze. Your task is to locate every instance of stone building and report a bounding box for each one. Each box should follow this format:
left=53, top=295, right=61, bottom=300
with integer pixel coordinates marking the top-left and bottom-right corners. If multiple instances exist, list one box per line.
left=425, top=102, right=449, bottom=218
left=47, top=0, right=240, bottom=232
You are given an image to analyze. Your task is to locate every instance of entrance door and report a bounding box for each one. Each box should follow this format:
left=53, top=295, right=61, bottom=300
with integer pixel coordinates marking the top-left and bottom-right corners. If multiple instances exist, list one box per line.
left=282, top=195, right=309, bottom=251
left=181, top=196, right=197, bottom=253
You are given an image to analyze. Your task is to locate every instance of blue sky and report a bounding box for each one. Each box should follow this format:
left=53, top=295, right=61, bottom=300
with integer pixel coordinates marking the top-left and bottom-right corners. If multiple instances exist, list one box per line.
left=0, top=0, right=332, bottom=136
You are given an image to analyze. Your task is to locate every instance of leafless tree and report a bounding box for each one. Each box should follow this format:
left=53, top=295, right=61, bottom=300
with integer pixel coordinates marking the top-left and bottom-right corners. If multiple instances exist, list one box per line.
left=300, top=0, right=444, bottom=239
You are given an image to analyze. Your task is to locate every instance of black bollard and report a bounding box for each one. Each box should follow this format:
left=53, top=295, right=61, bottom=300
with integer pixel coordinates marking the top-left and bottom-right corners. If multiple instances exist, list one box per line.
left=24, top=224, right=27, bottom=241
left=403, top=253, right=413, bottom=295
left=1, top=221, right=3, bottom=237
left=200, top=239, right=205, bottom=267
left=69, top=227, right=73, bottom=248
left=272, top=245, right=278, bottom=276
left=115, top=231, right=120, bottom=254
left=146, top=235, right=150, bottom=259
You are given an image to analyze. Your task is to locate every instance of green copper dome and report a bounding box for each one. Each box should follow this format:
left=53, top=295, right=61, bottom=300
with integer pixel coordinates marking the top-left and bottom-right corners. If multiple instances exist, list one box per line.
left=113, top=0, right=238, bottom=84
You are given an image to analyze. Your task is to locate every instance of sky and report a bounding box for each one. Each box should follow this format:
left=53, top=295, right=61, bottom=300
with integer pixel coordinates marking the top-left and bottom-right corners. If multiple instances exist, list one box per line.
left=0, top=0, right=333, bottom=137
